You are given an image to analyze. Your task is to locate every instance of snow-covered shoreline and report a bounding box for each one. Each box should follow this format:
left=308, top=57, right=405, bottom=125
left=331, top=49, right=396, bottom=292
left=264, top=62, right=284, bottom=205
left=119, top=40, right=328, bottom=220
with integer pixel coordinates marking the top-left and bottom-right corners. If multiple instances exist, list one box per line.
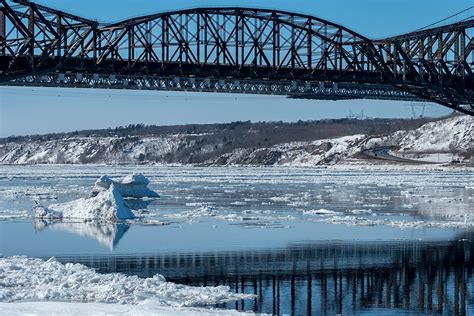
left=1, top=115, right=471, bottom=166
left=0, top=161, right=472, bottom=171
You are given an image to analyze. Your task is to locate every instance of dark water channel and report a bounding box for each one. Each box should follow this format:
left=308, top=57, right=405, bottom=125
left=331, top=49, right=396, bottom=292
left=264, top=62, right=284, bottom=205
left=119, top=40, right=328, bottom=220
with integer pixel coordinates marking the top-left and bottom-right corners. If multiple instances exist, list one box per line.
left=52, top=236, right=473, bottom=315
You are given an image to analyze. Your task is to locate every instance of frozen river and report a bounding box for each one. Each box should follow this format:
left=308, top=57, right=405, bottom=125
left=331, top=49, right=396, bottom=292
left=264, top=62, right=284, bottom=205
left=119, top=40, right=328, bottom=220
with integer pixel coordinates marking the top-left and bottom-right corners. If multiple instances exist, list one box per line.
left=0, top=165, right=473, bottom=314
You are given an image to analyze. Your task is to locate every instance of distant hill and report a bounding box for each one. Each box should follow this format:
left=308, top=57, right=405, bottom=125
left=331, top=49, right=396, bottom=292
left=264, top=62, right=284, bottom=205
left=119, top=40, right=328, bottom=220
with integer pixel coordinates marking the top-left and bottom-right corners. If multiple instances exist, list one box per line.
left=1, top=115, right=470, bottom=165
left=206, top=115, right=473, bottom=166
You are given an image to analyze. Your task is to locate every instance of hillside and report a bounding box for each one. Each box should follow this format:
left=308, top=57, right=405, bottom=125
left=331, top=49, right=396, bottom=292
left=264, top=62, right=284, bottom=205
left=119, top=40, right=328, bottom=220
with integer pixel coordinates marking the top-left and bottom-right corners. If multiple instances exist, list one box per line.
left=0, top=116, right=471, bottom=165
left=209, top=115, right=472, bottom=166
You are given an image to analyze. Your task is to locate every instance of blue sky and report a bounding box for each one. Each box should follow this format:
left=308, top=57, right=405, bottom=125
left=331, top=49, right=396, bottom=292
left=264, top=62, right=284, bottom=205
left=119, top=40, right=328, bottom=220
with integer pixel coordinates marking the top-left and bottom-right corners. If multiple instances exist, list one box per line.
left=0, top=0, right=471, bottom=137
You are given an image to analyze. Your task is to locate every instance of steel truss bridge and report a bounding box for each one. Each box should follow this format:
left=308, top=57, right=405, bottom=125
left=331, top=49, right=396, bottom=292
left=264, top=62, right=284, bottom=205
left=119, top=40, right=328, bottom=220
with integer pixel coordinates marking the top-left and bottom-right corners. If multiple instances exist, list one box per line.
left=0, top=0, right=473, bottom=115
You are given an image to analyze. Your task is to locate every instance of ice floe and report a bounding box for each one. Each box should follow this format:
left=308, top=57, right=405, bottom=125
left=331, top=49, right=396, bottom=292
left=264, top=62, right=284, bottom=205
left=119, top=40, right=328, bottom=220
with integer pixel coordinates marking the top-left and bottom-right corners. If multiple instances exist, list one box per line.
left=349, top=209, right=374, bottom=215
left=92, top=174, right=159, bottom=198
left=0, top=209, right=31, bottom=220
left=36, top=184, right=135, bottom=222
left=165, top=205, right=217, bottom=220
left=302, top=209, right=342, bottom=216
left=0, top=256, right=254, bottom=308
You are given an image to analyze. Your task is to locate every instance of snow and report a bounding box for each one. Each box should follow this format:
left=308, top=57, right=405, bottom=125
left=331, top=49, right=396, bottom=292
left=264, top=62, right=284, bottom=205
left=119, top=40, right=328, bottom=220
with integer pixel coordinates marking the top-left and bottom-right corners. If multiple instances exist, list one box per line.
left=213, top=116, right=472, bottom=166
left=216, top=134, right=366, bottom=166
left=211, top=116, right=472, bottom=167
left=0, top=136, right=185, bottom=165
left=93, top=174, right=159, bottom=198
left=34, top=203, right=63, bottom=220
left=392, top=115, right=473, bottom=153
left=0, top=302, right=257, bottom=316
left=0, top=256, right=254, bottom=313
left=38, top=184, right=135, bottom=222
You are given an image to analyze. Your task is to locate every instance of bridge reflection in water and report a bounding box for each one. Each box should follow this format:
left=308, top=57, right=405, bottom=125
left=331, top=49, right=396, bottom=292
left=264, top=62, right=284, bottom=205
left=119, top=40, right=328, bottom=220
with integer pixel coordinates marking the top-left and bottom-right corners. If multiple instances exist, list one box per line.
left=55, top=237, right=473, bottom=315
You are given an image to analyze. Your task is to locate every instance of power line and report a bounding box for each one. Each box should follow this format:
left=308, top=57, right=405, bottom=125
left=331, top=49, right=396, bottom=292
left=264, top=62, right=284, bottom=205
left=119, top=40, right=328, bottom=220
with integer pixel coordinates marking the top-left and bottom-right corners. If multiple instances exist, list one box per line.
left=416, top=6, right=474, bottom=31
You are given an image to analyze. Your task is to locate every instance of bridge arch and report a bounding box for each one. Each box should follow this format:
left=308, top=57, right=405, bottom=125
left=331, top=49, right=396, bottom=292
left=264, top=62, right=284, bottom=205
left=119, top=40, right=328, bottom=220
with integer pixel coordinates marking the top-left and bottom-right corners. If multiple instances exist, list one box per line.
left=91, top=7, right=387, bottom=79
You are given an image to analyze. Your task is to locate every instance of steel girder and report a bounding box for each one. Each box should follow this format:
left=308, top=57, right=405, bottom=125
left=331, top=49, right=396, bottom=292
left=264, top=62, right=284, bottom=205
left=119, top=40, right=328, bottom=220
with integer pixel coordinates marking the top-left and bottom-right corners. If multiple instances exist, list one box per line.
left=0, top=0, right=473, bottom=115
left=0, top=0, right=97, bottom=78
left=374, top=19, right=474, bottom=115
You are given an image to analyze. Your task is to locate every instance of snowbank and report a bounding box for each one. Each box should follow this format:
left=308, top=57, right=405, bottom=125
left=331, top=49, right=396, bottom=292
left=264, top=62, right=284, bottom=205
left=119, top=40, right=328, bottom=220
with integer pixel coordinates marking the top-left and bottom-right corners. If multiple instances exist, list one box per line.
left=0, top=256, right=254, bottom=308
left=37, top=184, right=135, bottom=222
left=93, top=174, right=159, bottom=198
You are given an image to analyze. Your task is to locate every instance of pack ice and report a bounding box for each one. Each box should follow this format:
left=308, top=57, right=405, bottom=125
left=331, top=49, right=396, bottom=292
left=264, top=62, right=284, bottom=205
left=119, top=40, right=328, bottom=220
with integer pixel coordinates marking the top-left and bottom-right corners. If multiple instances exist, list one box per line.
left=0, top=256, right=253, bottom=308
left=92, top=174, right=159, bottom=198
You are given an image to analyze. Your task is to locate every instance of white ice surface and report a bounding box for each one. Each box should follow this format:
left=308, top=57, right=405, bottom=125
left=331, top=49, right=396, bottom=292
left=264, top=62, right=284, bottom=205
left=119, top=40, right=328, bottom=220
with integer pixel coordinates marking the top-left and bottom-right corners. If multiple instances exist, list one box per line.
left=42, top=184, right=135, bottom=222
left=323, top=215, right=474, bottom=229
left=165, top=205, right=217, bottom=220
left=34, top=203, right=63, bottom=220
left=0, top=256, right=254, bottom=308
left=0, top=301, right=258, bottom=316
left=93, top=174, right=159, bottom=198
